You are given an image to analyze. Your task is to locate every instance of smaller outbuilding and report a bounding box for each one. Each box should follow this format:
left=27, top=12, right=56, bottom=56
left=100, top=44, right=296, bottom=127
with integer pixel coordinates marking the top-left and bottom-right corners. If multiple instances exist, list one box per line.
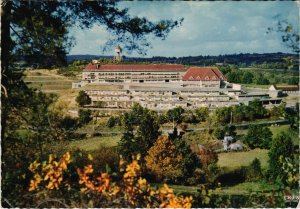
left=228, top=143, right=243, bottom=151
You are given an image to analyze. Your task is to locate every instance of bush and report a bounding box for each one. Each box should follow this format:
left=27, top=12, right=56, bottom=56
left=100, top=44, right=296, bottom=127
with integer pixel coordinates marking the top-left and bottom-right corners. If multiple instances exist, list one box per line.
left=107, top=116, right=116, bottom=128
left=27, top=152, right=193, bottom=208
left=78, top=109, right=92, bottom=126
left=213, top=127, right=225, bottom=140
left=243, top=125, right=272, bottom=149
left=76, top=91, right=91, bottom=107
left=245, top=158, right=262, bottom=181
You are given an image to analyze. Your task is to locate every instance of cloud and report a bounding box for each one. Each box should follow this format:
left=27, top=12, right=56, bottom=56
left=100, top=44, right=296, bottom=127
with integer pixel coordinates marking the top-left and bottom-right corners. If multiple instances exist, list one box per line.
left=69, top=1, right=299, bottom=56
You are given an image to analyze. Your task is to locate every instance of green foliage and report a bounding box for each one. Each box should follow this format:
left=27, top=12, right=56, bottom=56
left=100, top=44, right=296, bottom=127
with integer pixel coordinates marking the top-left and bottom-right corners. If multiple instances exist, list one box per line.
left=255, top=75, right=270, bottom=85
left=76, top=91, right=91, bottom=107
left=173, top=136, right=201, bottom=182
left=243, top=125, right=272, bottom=149
left=135, top=111, right=160, bottom=159
left=268, top=103, right=285, bottom=119
left=241, top=71, right=254, bottom=84
left=183, top=112, right=198, bottom=124
left=227, top=71, right=242, bottom=83
left=268, top=132, right=294, bottom=183
left=224, top=125, right=237, bottom=137
left=248, top=99, right=268, bottom=119
left=118, top=104, right=160, bottom=161
left=78, top=109, right=92, bottom=125
left=213, top=127, right=225, bottom=139
left=285, top=103, right=299, bottom=130
left=107, top=116, right=116, bottom=128
left=195, top=107, right=209, bottom=122
left=166, top=106, right=185, bottom=125
left=267, top=19, right=299, bottom=53
left=212, top=106, right=232, bottom=126
left=158, top=114, right=168, bottom=124
left=118, top=125, right=137, bottom=160
left=246, top=158, right=262, bottom=181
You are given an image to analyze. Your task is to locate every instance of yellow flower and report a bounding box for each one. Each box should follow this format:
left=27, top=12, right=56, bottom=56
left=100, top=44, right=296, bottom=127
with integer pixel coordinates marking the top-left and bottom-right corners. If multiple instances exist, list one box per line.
left=88, top=154, right=93, bottom=161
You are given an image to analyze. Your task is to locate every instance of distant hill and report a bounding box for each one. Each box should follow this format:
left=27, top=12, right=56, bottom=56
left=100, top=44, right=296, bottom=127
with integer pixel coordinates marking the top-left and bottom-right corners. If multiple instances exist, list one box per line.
left=67, top=55, right=113, bottom=63
left=67, top=52, right=299, bottom=68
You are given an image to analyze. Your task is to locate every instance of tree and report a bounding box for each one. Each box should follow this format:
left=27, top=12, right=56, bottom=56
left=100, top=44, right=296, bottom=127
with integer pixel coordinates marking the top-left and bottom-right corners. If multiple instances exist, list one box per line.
left=212, top=106, right=232, bottom=126
left=135, top=111, right=160, bottom=159
left=213, top=127, right=225, bottom=140
left=248, top=99, right=267, bottom=119
left=2, top=1, right=182, bottom=71
left=267, top=18, right=299, bottom=53
left=243, top=125, right=272, bottom=149
left=246, top=158, right=262, bottom=181
left=268, top=132, right=294, bottom=183
left=118, top=105, right=160, bottom=161
left=171, top=131, right=201, bottom=181
left=241, top=71, right=254, bottom=84
left=166, top=106, right=185, bottom=125
left=118, top=124, right=137, bottom=161
left=226, top=71, right=242, bottom=83
left=107, top=116, right=116, bottom=128
left=195, top=107, right=209, bottom=122
left=76, top=91, right=91, bottom=107
left=1, top=2, right=182, bottom=206
left=78, top=109, right=92, bottom=126
left=145, top=136, right=184, bottom=181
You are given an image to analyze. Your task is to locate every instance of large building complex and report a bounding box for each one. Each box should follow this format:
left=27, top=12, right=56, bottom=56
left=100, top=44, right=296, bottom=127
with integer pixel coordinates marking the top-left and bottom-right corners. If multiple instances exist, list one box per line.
left=72, top=48, right=281, bottom=111
left=82, top=63, right=186, bottom=83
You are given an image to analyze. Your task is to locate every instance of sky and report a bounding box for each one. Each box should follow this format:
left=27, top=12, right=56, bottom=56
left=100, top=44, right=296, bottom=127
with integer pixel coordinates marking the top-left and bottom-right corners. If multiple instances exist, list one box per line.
left=69, top=1, right=299, bottom=57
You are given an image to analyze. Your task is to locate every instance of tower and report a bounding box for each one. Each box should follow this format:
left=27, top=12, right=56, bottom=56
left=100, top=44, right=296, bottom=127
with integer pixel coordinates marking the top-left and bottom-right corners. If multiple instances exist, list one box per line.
left=114, top=45, right=122, bottom=62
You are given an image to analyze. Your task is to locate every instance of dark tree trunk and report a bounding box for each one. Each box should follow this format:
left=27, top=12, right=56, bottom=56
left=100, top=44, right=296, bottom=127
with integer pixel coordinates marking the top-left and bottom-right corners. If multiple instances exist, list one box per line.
left=1, top=1, right=12, bottom=140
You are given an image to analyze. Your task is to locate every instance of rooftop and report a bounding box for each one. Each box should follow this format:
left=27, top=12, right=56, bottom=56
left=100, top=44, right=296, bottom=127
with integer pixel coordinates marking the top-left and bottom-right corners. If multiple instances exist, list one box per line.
left=182, top=67, right=226, bottom=81
left=84, top=63, right=185, bottom=71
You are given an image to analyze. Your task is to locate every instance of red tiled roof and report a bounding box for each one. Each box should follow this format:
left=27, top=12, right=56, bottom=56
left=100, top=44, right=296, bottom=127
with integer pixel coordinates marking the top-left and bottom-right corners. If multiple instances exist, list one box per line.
left=84, top=64, right=185, bottom=71
left=182, top=67, right=226, bottom=81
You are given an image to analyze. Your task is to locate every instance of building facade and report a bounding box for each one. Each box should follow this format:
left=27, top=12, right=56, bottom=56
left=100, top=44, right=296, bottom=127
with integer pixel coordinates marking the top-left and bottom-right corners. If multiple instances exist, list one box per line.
left=82, top=64, right=186, bottom=83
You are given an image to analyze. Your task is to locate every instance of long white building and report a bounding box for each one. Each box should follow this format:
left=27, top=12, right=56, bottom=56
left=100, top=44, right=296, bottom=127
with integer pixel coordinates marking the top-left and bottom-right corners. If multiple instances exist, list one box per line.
left=81, top=63, right=227, bottom=88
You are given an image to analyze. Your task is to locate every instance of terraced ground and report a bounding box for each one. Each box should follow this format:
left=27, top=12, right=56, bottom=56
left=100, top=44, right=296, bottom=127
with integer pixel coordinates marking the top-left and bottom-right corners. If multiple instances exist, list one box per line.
left=24, top=69, right=80, bottom=115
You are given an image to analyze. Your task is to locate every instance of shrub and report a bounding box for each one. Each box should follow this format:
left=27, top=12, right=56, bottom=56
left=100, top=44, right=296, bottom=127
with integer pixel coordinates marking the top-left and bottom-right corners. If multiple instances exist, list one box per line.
left=27, top=153, right=193, bottom=208
left=78, top=109, right=92, bottom=126
left=243, top=125, right=272, bottom=149
left=76, top=91, right=91, bottom=107
left=107, top=116, right=116, bottom=128
left=145, top=136, right=184, bottom=181
left=246, top=158, right=262, bottom=181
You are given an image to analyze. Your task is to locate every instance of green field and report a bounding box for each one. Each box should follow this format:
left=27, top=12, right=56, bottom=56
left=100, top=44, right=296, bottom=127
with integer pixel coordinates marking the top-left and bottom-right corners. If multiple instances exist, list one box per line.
left=68, top=134, right=121, bottom=151
left=153, top=181, right=279, bottom=196
left=217, top=149, right=269, bottom=170
left=269, top=125, right=299, bottom=145
left=213, top=181, right=280, bottom=195
left=243, top=84, right=270, bottom=89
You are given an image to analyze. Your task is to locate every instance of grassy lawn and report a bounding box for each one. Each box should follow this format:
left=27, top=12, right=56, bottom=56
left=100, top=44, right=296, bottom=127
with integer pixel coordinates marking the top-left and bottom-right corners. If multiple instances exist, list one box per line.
left=151, top=183, right=199, bottom=195
left=217, top=149, right=269, bottom=170
left=67, top=134, right=121, bottom=151
left=269, top=125, right=299, bottom=145
left=153, top=181, right=279, bottom=196
left=213, top=181, right=280, bottom=195
left=243, top=84, right=270, bottom=89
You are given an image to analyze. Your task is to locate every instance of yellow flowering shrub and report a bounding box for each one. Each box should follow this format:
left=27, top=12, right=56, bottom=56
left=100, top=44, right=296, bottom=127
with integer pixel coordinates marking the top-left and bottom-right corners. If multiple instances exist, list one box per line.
left=28, top=152, right=193, bottom=208
left=28, top=152, right=71, bottom=191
